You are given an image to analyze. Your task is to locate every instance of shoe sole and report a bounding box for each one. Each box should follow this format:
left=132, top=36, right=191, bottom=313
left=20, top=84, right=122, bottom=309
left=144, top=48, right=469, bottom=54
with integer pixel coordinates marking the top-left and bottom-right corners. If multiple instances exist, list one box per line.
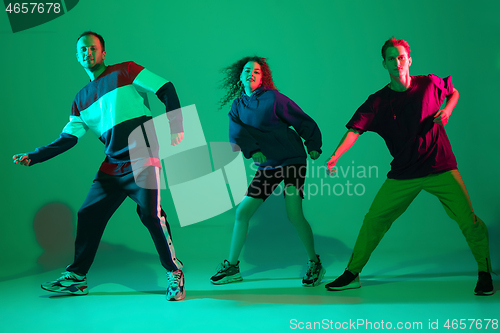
left=41, top=285, right=88, bottom=295
left=325, top=276, right=361, bottom=291
left=210, top=275, right=243, bottom=285
left=325, top=284, right=361, bottom=291
left=302, top=267, right=326, bottom=287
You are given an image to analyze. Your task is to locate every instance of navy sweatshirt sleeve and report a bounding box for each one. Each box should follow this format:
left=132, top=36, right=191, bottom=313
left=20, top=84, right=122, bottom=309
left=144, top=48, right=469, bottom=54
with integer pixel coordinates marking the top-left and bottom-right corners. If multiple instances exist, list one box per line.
left=27, top=133, right=78, bottom=166
left=156, top=82, right=183, bottom=134
left=228, top=100, right=261, bottom=159
left=274, top=92, right=322, bottom=154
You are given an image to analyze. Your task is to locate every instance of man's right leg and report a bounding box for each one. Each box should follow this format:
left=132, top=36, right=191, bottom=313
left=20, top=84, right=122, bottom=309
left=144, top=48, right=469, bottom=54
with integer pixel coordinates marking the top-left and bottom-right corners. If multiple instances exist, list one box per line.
left=42, top=172, right=127, bottom=295
left=326, top=177, right=422, bottom=291
left=66, top=172, right=127, bottom=275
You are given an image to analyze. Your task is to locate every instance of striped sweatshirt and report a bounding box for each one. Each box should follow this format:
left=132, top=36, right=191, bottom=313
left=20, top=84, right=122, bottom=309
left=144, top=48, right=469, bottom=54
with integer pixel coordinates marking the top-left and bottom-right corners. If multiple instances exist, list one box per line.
left=28, top=61, right=182, bottom=175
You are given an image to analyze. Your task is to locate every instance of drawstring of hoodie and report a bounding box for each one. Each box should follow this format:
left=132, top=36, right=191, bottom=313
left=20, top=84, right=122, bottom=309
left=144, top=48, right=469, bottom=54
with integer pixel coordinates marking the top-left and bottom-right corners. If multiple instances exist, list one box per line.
left=242, top=87, right=268, bottom=108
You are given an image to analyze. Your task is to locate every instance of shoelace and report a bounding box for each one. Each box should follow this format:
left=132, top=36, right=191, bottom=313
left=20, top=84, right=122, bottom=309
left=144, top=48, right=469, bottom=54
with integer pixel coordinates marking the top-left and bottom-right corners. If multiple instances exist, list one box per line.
left=59, top=271, right=83, bottom=281
left=306, top=261, right=319, bottom=276
left=167, top=271, right=182, bottom=287
left=216, top=260, right=230, bottom=273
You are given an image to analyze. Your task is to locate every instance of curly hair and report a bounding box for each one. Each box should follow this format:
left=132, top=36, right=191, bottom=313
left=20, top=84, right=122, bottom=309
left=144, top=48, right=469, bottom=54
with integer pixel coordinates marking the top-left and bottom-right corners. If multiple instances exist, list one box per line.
left=219, top=56, right=276, bottom=109
left=381, top=37, right=411, bottom=60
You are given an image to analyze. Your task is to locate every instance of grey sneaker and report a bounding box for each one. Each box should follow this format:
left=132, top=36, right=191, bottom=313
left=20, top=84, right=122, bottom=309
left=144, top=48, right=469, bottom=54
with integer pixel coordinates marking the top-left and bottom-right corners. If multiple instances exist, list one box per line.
left=302, top=255, right=326, bottom=287
left=210, top=260, right=243, bottom=285
left=41, top=271, right=88, bottom=295
left=166, top=270, right=185, bottom=301
left=325, top=269, right=361, bottom=291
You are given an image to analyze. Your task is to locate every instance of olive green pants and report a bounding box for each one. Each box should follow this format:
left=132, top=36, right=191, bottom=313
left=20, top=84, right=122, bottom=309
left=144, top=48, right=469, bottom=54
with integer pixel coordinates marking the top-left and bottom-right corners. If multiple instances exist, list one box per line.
left=347, top=170, right=491, bottom=273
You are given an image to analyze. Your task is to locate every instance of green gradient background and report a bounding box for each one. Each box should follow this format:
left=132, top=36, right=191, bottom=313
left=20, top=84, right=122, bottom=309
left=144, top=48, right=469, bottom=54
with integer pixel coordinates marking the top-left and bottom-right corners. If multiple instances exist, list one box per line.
left=1, top=0, right=498, bottom=283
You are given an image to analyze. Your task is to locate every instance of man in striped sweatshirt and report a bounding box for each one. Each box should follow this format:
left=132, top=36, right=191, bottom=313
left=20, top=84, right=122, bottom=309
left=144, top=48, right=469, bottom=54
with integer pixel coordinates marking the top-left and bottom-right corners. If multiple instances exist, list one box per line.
left=13, top=31, right=185, bottom=301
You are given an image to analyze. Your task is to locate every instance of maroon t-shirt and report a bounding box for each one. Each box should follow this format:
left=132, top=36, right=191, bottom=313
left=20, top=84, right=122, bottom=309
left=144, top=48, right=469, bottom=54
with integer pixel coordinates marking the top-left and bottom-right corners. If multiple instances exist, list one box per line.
left=347, top=75, right=457, bottom=179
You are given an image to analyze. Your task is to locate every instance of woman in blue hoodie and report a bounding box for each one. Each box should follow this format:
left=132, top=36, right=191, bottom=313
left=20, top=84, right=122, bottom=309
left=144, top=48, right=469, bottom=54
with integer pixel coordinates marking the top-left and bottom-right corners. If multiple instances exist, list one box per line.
left=210, top=56, right=325, bottom=287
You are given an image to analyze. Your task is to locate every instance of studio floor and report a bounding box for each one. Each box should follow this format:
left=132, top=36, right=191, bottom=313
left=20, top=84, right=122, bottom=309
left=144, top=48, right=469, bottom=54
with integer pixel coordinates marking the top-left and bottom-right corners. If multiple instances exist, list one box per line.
left=1, top=253, right=498, bottom=333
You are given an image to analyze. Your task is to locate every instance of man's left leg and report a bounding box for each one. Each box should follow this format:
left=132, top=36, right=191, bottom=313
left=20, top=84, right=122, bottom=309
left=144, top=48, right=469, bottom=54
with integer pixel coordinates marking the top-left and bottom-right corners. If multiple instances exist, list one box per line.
left=423, top=170, right=493, bottom=295
left=124, top=166, right=184, bottom=300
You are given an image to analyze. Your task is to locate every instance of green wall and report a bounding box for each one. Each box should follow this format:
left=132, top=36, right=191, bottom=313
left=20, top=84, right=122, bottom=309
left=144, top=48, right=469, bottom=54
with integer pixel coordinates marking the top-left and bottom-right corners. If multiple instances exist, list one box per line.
left=1, top=0, right=498, bottom=279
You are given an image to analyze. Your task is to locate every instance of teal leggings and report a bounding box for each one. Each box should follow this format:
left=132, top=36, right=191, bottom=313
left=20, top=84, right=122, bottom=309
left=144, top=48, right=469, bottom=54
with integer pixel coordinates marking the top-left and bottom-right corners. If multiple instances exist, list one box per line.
left=347, top=169, right=491, bottom=273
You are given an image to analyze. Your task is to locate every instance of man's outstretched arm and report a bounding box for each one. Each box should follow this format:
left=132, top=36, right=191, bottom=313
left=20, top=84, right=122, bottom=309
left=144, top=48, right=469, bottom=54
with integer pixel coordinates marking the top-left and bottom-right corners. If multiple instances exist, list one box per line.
left=13, top=133, right=79, bottom=167
left=326, top=128, right=360, bottom=175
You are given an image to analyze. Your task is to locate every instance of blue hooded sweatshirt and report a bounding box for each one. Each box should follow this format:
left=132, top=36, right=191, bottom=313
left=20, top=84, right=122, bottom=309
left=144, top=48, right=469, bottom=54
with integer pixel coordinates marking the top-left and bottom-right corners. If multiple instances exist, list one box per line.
left=229, top=87, right=322, bottom=169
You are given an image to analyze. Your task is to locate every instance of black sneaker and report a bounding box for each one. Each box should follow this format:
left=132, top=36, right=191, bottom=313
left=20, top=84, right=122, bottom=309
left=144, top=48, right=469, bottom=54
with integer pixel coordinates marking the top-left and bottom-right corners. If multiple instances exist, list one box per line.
left=474, top=271, right=493, bottom=296
left=41, top=271, right=88, bottom=295
left=325, top=269, right=361, bottom=291
left=302, top=255, right=326, bottom=287
left=210, top=260, right=243, bottom=285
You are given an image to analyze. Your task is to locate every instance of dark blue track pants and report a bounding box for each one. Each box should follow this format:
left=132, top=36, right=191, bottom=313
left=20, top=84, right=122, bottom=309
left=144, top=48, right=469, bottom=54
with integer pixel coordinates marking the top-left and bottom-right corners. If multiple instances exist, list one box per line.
left=67, top=166, right=181, bottom=274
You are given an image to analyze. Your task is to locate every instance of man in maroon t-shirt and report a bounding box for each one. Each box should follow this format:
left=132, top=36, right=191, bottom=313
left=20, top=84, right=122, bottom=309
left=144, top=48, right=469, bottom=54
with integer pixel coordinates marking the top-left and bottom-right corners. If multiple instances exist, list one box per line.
left=324, top=37, right=493, bottom=295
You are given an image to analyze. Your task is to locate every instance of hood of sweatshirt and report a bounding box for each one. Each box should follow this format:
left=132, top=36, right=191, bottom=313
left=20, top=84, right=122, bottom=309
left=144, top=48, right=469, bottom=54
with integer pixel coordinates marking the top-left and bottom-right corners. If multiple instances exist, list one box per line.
left=240, top=87, right=271, bottom=109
